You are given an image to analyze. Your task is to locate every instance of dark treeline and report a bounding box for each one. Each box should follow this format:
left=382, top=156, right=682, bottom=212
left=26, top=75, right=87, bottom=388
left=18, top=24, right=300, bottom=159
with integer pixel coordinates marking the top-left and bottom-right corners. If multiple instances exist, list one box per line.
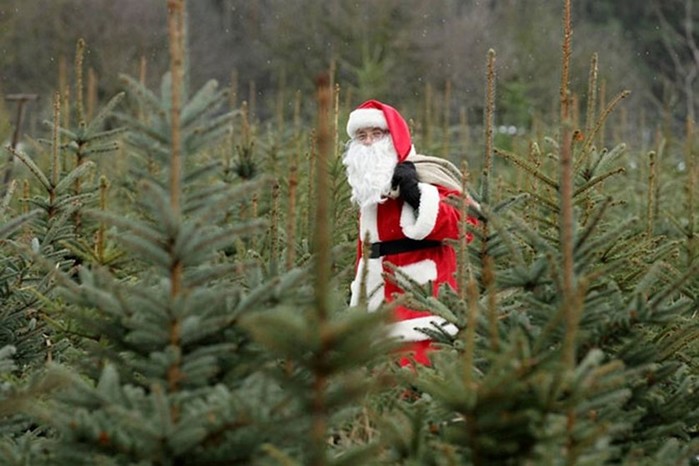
left=0, top=0, right=697, bottom=135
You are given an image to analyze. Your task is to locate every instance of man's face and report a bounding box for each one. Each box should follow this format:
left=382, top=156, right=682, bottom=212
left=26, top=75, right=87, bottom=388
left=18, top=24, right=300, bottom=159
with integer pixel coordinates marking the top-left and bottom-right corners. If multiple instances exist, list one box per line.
left=354, top=127, right=390, bottom=146
left=342, top=127, right=398, bottom=208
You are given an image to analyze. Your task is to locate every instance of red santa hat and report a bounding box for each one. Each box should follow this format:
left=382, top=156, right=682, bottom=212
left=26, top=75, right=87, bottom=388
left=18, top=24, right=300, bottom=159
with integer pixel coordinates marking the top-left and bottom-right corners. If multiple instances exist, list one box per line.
left=346, top=99, right=414, bottom=162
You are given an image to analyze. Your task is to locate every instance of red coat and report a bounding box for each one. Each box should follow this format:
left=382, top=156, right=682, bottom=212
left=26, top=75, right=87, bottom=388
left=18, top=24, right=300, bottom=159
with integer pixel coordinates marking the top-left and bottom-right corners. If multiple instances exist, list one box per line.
left=350, top=182, right=477, bottom=362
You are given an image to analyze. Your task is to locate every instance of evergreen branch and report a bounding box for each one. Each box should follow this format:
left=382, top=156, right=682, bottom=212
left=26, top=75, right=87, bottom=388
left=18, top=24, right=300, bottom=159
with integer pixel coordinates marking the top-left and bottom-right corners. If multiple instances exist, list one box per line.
left=41, top=122, right=78, bottom=141
left=74, top=38, right=86, bottom=126
left=9, top=147, right=52, bottom=191
left=651, top=300, right=696, bottom=327
left=79, top=280, right=130, bottom=321
left=186, top=125, right=233, bottom=155
left=603, top=235, right=655, bottom=272
left=482, top=49, right=496, bottom=205
left=506, top=210, right=558, bottom=255
left=576, top=218, right=638, bottom=263
left=85, top=92, right=126, bottom=134
left=495, top=148, right=558, bottom=189
left=185, top=178, right=268, bottom=227
left=82, top=127, right=128, bottom=145
left=54, top=160, right=95, bottom=195
left=462, top=276, right=480, bottom=389
left=581, top=90, right=631, bottom=155
left=648, top=262, right=699, bottom=310
left=184, top=111, right=237, bottom=148
left=167, top=3, right=184, bottom=222
left=42, top=202, right=82, bottom=246
left=114, top=112, right=169, bottom=146
left=658, top=325, right=699, bottom=361
left=560, top=0, right=572, bottom=123
left=0, top=178, right=16, bottom=214
left=182, top=184, right=231, bottom=216
left=175, top=219, right=266, bottom=264
left=632, top=262, right=666, bottom=296
left=525, top=189, right=560, bottom=212
left=486, top=207, right=526, bottom=268
left=60, top=237, right=126, bottom=266
left=183, top=263, right=244, bottom=288
left=0, top=209, right=41, bottom=239
left=0, top=345, right=16, bottom=373
left=180, top=79, right=226, bottom=128
left=53, top=191, right=95, bottom=210
left=0, top=362, right=75, bottom=417
left=386, top=271, right=459, bottom=324
left=647, top=151, right=657, bottom=239
left=120, top=283, right=169, bottom=321
left=141, top=179, right=180, bottom=237
left=641, top=237, right=680, bottom=265
left=119, top=73, right=164, bottom=116
left=80, top=142, right=121, bottom=157
left=574, top=54, right=600, bottom=172
left=575, top=196, right=612, bottom=250
left=85, top=209, right=166, bottom=245
left=9, top=241, right=81, bottom=294
left=38, top=118, right=80, bottom=144
left=589, top=143, right=626, bottom=176
left=235, top=269, right=300, bottom=314
left=118, top=232, right=171, bottom=270
left=574, top=167, right=625, bottom=197
left=126, top=135, right=171, bottom=164
left=584, top=53, right=599, bottom=142
left=239, top=310, right=314, bottom=360
left=492, top=193, right=529, bottom=215
left=181, top=160, right=221, bottom=185
left=667, top=215, right=694, bottom=241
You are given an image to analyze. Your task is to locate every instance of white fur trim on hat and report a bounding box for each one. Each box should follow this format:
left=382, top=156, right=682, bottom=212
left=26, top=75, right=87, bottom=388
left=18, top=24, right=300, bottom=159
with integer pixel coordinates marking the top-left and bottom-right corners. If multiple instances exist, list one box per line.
left=347, top=108, right=388, bottom=137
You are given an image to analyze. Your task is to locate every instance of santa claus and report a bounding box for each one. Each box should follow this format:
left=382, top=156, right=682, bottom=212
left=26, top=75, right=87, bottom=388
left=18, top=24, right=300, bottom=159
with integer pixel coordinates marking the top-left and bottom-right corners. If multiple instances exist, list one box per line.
left=343, top=99, right=478, bottom=366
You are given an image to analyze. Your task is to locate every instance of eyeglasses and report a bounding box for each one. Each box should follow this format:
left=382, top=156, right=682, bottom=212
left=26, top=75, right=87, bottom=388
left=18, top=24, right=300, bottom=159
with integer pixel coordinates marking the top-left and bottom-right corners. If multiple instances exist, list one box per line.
left=354, top=128, right=389, bottom=144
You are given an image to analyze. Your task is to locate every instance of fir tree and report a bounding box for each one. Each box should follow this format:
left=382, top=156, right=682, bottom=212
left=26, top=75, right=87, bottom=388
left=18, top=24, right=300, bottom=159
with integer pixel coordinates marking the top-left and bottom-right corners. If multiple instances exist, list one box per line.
left=3, top=1, right=698, bottom=465
left=366, top=1, right=699, bottom=464
left=15, top=3, right=358, bottom=465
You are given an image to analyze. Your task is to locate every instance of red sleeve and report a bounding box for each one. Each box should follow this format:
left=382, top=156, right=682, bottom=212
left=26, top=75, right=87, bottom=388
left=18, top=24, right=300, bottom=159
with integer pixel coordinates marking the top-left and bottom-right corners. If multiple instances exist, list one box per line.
left=400, top=183, right=476, bottom=242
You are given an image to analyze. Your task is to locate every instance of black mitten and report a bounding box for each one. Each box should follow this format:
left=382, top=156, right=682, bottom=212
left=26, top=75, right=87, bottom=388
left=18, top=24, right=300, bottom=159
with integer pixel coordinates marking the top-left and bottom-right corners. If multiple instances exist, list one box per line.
left=391, top=162, right=421, bottom=210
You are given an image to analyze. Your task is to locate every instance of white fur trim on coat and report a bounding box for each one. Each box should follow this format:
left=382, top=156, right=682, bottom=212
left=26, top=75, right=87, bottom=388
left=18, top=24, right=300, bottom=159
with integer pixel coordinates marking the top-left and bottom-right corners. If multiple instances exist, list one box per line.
left=395, top=259, right=437, bottom=286
left=359, top=203, right=379, bottom=243
left=347, top=108, right=387, bottom=137
left=388, top=316, right=459, bottom=341
left=400, top=183, right=440, bottom=240
left=389, top=259, right=455, bottom=341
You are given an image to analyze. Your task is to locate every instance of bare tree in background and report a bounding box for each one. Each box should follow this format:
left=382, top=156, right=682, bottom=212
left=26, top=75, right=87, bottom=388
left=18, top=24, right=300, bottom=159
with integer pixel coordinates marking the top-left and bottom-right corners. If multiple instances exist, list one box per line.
left=655, top=0, right=699, bottom=123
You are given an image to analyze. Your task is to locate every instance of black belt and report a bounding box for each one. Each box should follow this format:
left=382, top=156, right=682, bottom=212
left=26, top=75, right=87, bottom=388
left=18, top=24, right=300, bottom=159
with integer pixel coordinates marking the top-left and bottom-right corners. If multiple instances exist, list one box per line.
left=369, top=238, right=442, bottom=258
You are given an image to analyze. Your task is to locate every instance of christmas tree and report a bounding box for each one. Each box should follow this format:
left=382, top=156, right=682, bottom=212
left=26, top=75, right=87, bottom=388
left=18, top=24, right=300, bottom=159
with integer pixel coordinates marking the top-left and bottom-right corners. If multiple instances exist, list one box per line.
left=0, top=0, right=697, bottom=464
left=365, top=2, right=699, bottom=464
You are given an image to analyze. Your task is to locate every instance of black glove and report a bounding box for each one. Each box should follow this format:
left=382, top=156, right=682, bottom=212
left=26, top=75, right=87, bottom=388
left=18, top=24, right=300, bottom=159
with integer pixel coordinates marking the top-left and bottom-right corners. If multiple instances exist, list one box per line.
left=391, top=162, right=421, bottom=211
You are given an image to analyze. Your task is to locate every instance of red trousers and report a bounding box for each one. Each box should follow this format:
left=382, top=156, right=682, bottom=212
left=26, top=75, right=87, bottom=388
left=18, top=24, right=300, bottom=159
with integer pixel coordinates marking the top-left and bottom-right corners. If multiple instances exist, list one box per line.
left=398, top=340, right=434, bottom=367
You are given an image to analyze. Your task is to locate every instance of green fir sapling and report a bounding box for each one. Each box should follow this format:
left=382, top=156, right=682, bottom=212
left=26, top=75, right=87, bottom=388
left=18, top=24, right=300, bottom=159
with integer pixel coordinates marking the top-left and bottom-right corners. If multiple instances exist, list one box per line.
left=372, top=1, right=699, bottom=464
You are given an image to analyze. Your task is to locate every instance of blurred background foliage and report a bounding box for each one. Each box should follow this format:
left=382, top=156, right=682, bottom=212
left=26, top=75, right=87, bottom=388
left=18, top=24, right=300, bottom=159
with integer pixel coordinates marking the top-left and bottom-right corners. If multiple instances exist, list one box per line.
left=0, top=0, right=697, bottom=141
left=0, top=1, right=698, bottom=463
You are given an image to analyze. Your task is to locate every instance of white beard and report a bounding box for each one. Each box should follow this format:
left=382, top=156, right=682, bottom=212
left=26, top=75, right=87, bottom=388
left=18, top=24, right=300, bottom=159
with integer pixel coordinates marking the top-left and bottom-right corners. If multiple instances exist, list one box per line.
left=342, top=137, right=398, bottom=208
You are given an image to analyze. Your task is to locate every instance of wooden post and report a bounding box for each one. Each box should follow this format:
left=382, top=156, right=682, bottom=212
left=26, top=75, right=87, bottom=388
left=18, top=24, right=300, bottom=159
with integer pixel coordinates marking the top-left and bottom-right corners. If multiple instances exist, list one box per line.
left=2, top=93, right=38, bottom=198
